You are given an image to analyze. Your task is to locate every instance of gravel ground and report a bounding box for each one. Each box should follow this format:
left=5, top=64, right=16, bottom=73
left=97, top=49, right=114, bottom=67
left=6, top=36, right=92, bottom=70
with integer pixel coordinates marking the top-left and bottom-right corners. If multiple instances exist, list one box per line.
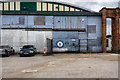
left=1, top=53, right=119, bottom=78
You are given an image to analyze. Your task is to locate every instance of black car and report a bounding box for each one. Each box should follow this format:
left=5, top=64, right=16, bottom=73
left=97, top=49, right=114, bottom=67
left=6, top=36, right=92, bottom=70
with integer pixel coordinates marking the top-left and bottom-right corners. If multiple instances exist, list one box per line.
left=19, top=45, right=37, bottom=57
left=0, top=45, right=15, bottom=57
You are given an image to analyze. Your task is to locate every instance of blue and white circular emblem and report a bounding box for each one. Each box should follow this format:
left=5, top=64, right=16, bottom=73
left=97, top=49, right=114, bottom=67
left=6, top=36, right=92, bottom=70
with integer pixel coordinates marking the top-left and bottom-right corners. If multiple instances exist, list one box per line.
left=56, top=40, right=64, bottom=48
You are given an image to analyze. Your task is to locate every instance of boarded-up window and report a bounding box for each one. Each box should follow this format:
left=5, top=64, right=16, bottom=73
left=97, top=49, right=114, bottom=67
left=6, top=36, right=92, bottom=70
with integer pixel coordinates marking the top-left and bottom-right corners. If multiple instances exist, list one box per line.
left=87, top=25, right=96, bottom=33
left=34, top=16, right=45, bottom=25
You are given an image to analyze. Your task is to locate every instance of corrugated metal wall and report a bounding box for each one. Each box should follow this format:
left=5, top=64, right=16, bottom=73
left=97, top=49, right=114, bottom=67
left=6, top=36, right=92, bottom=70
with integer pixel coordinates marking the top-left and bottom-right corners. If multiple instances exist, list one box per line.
left=53, top=16, right=102, bottom=52
left=53, top=31, right=79, bottom=52
left=2, top=15, right=53, bottom=28
left=1, top=29, right=52, bottom=53
left=53, top=16, right=87, bottom=29
left=1, top=15, right=102, bottom=53
left=87, top=16, right=102, bottom=52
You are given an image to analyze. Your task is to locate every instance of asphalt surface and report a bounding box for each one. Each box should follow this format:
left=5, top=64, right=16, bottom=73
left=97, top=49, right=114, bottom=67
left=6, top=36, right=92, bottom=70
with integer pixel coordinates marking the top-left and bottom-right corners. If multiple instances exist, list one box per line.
left=1, top=53, right=119, bottom=78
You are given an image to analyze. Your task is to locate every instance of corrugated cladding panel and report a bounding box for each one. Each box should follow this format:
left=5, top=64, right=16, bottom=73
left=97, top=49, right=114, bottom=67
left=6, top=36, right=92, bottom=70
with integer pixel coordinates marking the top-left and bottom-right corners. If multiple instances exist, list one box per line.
left=2, top=15, right=53, bottom=28
left=53, top=39, right=79, bottom=52
left=53, top=31, right=78, bottom=39
left=53, top=16, right=87, bottom=29
left=1, top=30, right=52, bottom=52
left=52, top=31, right=79, bottom=52
left=87, top=16, right=102, bottom=52
left=87, top=16, right=102, bottom=39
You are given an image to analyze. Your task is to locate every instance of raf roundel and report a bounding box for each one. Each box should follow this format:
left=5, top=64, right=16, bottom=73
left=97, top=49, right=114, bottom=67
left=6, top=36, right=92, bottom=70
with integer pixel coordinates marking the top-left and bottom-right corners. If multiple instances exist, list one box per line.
left=56, top=40, right=64, bottom=48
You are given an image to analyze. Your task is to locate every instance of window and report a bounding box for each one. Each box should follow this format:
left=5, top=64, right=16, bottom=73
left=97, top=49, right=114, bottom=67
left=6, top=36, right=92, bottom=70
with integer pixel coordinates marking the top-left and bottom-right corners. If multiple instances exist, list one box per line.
left=16, top=2, right=20, bottom=10
left=34, top=16, right=45, bottom=25
left=43, top=3, right=47, bottom=11
left=0, top=3, right=2, bottom=10
left=59, top=5, right=63, bottom=11
left=4, top=2, right=8, bottom=10
left=54, top=4, right=58, bottom=11
left=37, top=2, right=41, bottom=11
left=70, top=7, right=74, bottom=11
left=76, top=9, right=80, bottom=11
left=87, top=25, right=96, bottom=33
left=10, top=2, right=14, bottom=10
left=65, top=6, right=69, bottom=11
left=48, top=3, right=52, bottom=11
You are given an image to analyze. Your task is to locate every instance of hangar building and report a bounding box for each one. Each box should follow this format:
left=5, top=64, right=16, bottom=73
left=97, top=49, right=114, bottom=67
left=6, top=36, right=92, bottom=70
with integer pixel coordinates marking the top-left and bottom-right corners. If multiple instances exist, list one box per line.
left=0, top=1, right=108, bottom=53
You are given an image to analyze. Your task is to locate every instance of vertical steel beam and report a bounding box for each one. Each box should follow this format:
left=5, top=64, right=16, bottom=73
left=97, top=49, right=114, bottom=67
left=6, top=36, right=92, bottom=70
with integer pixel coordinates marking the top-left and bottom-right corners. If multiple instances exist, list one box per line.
left=41, top=2, right=43, bottom=11
left=14, top=2, right=16, bottom=11
left=52, top=3, right=54, bottom=11
left=47, top=2, right=48, bottom=11
left=2, top=2, right=4, bottom=11
left=8, top=2, right=10, bottom=11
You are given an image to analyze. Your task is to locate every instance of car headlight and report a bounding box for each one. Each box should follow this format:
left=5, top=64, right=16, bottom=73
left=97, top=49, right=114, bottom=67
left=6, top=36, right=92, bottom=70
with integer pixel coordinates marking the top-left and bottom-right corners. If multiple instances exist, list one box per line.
left=20, top=51, right=23, bottom=53
left=29, top=51, right=33, bottom=53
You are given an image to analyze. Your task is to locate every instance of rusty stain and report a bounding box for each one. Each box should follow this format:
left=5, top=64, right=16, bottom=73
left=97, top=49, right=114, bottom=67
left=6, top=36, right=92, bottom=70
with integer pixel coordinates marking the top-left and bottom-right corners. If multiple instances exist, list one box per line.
left=19, top=17, right=25, bottom=25
left=34, top=16, right=45, bottom=25
left=87, top=25, right=96, bottom=33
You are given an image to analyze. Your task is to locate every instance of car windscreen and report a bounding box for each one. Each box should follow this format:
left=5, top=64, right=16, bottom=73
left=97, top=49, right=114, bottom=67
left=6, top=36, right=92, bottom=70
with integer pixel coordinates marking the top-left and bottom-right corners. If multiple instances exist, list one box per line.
left=23, top=46, right=34, bottom=49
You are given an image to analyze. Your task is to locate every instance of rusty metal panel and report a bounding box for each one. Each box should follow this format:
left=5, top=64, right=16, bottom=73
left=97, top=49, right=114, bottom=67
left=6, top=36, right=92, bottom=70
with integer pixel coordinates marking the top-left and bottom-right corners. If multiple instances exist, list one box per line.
left=87, top=25, right=96, bottom=33
left=79, top=32, right=87, bottom=39
left=88, top=37, right=102, bottom=52
left=19, top=17, right=25, bottom=25
left=88, top=39, right=96, bottom=46
left=80, top=45, right=87, bottom=52
left=79, top=40, right=87, bottom=52
left=34, top=16, right=45, bottom=25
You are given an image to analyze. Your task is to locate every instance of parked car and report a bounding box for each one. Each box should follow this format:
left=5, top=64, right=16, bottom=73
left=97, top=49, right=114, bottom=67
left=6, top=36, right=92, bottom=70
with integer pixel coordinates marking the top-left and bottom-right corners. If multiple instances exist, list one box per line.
left=19, top=45, right=37, bottom=57
left=0, top=45, right=15, bottom=57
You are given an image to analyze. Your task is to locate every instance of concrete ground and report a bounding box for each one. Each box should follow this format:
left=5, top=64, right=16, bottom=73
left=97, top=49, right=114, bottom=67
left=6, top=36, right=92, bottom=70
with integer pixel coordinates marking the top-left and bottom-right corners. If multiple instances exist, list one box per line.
left=1, top=53, right=119, bottom=78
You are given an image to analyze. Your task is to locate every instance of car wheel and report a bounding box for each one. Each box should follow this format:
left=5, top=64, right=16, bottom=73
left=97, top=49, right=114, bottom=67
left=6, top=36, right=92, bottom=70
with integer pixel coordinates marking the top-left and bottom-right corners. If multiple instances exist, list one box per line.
left=6, top=52, right=10, bottom=57
left=20, top=54, right=24, bottom=57
left=32, top=53, right=35, bottom=56
left=12, top=50, right=15, bottom=55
